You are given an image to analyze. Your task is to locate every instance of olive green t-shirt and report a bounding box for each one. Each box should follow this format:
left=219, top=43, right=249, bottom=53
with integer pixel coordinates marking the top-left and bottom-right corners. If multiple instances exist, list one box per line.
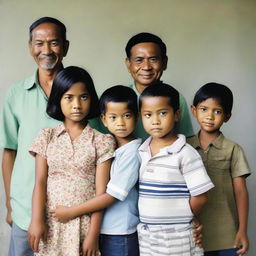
left=187, top=133, right=250, bottom=251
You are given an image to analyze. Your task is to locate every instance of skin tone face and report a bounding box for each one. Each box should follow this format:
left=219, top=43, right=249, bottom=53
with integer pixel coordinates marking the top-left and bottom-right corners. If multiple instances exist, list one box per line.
left=141, top=96, right=180, bottom=145
left=125, top=42, right=167, bottom=93
left=191, top=98, right=230, bottom=136
left=60, top=82, right=91, bottom=128
left=29, top=22, right=69, bottom=71
left=101, top=102, right=136, bottom=147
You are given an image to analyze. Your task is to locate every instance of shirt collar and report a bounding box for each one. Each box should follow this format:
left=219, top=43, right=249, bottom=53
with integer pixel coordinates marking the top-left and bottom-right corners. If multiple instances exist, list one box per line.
left=23, top=71, right=39, bottom=90
left=139, top=134, right=186, bottom=154
left=55, top=122, right=93, bottom=138
left=192, top=132, right=224, bottom=150
left=114, top=138, right=142, bottom=157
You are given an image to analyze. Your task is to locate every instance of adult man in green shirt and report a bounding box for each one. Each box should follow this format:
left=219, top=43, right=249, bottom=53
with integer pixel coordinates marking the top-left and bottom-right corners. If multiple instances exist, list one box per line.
left=125, top=32, right=194, bottom=140
left=0, top=17, right=69, bottom=256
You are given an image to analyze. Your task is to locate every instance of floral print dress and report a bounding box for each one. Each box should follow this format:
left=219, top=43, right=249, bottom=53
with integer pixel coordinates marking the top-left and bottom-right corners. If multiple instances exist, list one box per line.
left=30, top=123, right=115, bottom=256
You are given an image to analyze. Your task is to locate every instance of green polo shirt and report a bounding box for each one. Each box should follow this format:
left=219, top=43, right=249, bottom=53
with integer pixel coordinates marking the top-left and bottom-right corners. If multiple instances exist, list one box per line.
left=0, top=72, right=60, bottom=230
left=129, top=83, right=194, bottom=140
left=187, top=133, right=251, bottom=251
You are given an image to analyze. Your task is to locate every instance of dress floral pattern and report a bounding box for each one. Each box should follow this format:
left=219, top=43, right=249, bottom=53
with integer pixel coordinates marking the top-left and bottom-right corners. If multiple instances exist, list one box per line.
left=30, top=123, right=115, bottom=256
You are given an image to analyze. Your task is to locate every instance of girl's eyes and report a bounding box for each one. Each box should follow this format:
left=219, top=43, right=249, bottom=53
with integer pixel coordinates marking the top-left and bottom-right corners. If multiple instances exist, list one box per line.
left=200, top=107, right=207, bottom=112
left=64, top=95, right=72, bottom=100
left=144, top=113, right=151, bottom=118
left=81, top=94, right=89, bottom=100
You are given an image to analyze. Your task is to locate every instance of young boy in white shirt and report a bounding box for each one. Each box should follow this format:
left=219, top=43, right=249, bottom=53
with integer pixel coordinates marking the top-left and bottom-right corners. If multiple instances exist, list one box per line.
left=137, top=82, right=214, bottom=256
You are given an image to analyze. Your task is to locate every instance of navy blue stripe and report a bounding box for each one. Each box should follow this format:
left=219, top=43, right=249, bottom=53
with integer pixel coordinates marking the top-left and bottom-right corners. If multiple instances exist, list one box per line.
left=139, top=182, right=187, bottom=188
left=139, top=188, right=189, bottom=194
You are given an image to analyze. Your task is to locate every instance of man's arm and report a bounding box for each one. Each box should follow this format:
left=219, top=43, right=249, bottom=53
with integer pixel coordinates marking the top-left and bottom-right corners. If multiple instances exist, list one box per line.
left=2, top=148, right=16, bottom=226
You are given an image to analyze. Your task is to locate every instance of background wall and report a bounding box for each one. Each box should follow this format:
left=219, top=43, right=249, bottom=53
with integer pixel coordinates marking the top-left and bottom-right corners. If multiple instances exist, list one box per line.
left=0, top=0, right=255, bottom=255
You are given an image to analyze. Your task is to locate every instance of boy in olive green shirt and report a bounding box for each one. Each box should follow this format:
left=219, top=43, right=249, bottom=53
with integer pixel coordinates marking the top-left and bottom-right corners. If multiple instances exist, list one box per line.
left=188, top=83, right=250, bottom=256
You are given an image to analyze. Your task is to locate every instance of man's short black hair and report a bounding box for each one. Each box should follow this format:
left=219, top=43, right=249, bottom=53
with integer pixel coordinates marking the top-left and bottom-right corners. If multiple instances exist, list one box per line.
left=99, top=85, right=138, bottom=116
left=139, top=81, right=179, bottom=112
left=29, top=16, right=67, bottom=41
left=193, top=82, right=233, bottom=115
left=47, top=66, right=99, bottom=121
left=125, top=32, right=167, bottom=59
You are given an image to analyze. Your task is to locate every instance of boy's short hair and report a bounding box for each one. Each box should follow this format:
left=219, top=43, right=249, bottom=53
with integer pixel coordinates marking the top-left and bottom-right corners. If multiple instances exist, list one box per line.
left=193, top=82, right=233, bottom=115
left=125, top=32, right=167, bottom=59
left=139, top=81, right=180, bottom=112
left=99, top=85, right=138, bottom=116
left=29, top=16, right=67, bottom=41
left=47, top=66, right=99, bottom=121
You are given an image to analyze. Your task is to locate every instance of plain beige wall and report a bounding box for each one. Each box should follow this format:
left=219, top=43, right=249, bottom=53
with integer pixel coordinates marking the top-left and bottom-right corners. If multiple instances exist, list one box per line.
left=0, top=0, right=255, bottom=254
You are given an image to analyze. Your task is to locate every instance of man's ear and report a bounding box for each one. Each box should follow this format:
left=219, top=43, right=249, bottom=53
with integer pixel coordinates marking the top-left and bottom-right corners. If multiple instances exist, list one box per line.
left=163, top=56, right=168, bottom=71
left=28, top=40, right=33, bottom=56
left=63, top=40, right=69, bottom=57
left=125, top=57, right=131, bottom=73
left=224, top=113, right=232, bottom=122
left=191, top=105, right=197, bottom=117
left=100, top=114, right=108, bottom=128
left=174, top=109, right=181, bottom=122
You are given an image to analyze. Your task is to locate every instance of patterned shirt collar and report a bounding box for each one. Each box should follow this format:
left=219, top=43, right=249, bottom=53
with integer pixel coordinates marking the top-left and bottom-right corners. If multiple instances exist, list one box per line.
left=55, top=122, right=93, bottom=137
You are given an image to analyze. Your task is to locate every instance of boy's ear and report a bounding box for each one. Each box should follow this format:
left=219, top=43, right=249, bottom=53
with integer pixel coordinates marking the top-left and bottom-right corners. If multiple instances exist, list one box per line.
left=174, top=109, right=181, bottom=122
left=224, top=113, right=232, bottom=122
left=191, top=105, right=197, bottom=117
left=100, top=114, right=108, bottom=128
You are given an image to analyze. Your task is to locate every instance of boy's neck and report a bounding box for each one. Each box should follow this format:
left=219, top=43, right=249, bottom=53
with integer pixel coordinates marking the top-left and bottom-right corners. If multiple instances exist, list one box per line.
left=150, top=134, right=178, bottom=156
left=198, top=129, right=221, bottom=150
left=115, top=134, right=136, bottom=148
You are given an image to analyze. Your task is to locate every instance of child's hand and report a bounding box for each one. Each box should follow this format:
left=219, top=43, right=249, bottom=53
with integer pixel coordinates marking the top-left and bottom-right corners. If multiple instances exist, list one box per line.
left=28, top=221, right=48, bottom=252
left=49, top=205, right=74, bottom=223
left=82, top=233, right=100, bottom=256
left=191, top=218, right=203, bottom=248
left=234, top=230, right=249, bottom=255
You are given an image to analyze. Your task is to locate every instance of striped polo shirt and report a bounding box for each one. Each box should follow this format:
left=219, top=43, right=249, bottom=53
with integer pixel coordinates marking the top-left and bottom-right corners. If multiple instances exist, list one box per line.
left=138, top=134, right=214, bottom=225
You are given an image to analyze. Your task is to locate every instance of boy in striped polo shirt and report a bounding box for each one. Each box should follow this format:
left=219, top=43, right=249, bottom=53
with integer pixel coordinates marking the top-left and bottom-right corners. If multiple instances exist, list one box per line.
left=137, top=82, right=214, bottom=256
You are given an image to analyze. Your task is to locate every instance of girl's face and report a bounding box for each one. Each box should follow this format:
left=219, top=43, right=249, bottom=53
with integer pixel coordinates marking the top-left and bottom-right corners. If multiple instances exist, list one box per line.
left=60, top=82, right=91, bottom=125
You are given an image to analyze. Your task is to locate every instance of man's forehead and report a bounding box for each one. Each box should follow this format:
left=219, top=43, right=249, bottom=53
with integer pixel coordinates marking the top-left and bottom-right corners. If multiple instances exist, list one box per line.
left=130, top=42, right=162, bottom=56
left=31, top=22, right=62, bottom=39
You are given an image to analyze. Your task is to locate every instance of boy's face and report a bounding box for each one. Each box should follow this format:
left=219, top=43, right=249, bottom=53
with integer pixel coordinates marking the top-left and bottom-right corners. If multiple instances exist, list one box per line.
left=191, top=98, right=230, bottom=134
left=141, top=96, right=180, bottom=139
left=101, top=102, right=136, bottom=139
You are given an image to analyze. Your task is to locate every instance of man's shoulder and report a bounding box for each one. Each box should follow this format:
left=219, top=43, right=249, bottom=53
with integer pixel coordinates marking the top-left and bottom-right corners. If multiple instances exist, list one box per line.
left=5, top=74, right=36, bottom=98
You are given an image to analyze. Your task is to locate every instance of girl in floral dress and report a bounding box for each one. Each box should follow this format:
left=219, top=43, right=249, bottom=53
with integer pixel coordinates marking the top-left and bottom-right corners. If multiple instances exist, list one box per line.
left=28, top=66, right=115, bottom=256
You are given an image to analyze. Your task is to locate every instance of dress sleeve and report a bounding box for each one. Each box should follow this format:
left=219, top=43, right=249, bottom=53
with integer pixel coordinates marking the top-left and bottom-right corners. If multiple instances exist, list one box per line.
left=95, top=133, right=116, bottom=165
left=29, top=128, right=53, bottom=159
left=0, top=88, right=19, bottom=150
left=181, top=146, right=214, bottom=196
left=106, top=149, right=140, bottom=201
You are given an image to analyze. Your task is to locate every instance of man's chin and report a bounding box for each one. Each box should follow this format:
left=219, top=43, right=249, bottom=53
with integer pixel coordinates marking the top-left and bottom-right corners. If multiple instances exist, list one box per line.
left=39, top=64, right=57, bottom=70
